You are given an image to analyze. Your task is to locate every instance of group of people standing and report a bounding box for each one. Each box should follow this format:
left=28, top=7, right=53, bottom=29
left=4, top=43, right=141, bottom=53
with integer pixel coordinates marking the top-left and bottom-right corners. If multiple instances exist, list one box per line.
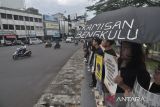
left=83, top=37, right=160, bottom=107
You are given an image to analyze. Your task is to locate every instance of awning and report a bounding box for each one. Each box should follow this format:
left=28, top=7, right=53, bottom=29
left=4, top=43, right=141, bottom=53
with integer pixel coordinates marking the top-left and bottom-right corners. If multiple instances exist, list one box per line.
left=5, top=35, right=16, bottom=39
left=18, top=35, right=27, bottom=38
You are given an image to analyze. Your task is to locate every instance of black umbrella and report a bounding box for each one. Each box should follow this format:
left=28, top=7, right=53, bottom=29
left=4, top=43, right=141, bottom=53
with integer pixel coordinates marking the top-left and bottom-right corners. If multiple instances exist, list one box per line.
left=77, top=6, right=160, bottom=43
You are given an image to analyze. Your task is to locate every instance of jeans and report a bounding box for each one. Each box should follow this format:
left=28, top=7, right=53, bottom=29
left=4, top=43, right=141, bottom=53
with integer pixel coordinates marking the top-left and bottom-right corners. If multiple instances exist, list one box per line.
left=96, top=80, right=103, bottom=95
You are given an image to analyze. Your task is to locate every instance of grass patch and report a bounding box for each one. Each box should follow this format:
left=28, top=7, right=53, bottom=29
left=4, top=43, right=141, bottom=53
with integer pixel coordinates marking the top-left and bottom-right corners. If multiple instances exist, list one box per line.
left=146, top=59, right=159, bottom=73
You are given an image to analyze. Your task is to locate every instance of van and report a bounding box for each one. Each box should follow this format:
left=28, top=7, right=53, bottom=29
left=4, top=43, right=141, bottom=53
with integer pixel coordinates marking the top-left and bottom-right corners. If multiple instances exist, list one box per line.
left=29, top=38, right=42, bottom=45
left=66, top=37, right=73, bottom=43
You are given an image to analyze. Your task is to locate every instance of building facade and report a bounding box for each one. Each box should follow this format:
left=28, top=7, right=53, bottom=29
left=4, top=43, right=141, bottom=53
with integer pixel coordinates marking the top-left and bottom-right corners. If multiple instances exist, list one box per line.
left=43, top=15, right=59, bottom=41
left=52, top=13, right=86, bottom=38
left=52, top=13, right=68, bottom=39
left=0, top=7, right=44, bottom=43
left=68, top=14, right=86, bottom=37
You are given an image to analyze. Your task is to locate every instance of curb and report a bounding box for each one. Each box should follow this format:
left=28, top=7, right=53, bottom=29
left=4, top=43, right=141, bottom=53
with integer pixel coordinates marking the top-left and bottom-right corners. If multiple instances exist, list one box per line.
left=34, top=48, right=84, bottom=107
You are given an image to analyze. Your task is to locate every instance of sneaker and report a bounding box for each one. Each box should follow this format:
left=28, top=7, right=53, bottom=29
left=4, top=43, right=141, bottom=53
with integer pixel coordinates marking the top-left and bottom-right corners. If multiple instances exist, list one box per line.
left=96, top=95, right=100, bottom=99
left=92, top=87, right=97, bottom=92
left=97, top=101, right=104, bottom=106
left=88, top=68, right=91, bottom=72
left=89, top=83, right=94, bottom=87
left=84, top=58, right=87, bottom=62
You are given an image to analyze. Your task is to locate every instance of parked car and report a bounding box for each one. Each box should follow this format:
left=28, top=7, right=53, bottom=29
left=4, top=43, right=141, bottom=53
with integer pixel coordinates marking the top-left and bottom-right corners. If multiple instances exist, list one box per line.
left=13, top=40, right=24, bottom=45
left=4, top=40, right=13, bottom=46
left=23, top=40, right=30, bottom=44
left=66, top=37, right=73, bottom=43
left=29, top=38, right=43, bottom=45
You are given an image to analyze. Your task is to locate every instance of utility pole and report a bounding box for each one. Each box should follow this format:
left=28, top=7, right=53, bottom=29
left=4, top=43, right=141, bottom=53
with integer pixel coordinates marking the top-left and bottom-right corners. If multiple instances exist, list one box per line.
left=68, top=15, right=70, bottom=37
left=58, top=19, right=61, bottom=38
left=63, top=18, right=66, bottom=37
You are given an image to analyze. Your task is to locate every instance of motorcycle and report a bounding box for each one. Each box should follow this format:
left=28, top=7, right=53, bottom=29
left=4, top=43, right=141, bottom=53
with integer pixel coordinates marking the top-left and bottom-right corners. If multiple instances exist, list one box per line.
left=45, top=41, right=52, bottom=48
left=12, top=46, right=32, bottom=60
left=75, top=40, right=78, bottom=46
left=54, top=42, right=61, bottom=49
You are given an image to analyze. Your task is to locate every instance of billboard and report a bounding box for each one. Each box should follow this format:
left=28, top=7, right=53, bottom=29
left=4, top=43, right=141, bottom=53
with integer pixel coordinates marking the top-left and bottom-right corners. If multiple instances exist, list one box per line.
left=70, top=13, right=77, bottom=20
left=43, top=15, right=57, bottom=21
left=53, top=30, right=60, bottom=37
left=46, top=30, right=60, bottom=37
left=45, top=22, right=59, bottom=29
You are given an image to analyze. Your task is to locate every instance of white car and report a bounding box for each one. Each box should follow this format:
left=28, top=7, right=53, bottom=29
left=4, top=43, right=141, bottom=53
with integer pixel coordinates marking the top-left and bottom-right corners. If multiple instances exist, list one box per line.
left=29, top=38, right=43, bottom=45
left=66, top=37, right=73, bottom=43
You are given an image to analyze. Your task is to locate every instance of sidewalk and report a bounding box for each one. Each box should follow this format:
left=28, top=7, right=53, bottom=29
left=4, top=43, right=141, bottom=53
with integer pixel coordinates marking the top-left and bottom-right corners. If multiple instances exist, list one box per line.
left=34, top=48, right=96, bottom=107
left=81, top=65, right=96, bottom=107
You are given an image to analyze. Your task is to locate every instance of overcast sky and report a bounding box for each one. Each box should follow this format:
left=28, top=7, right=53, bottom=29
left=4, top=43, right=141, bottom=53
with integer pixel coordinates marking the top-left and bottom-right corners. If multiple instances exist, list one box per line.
left=25, top=0, right=96, bottom=18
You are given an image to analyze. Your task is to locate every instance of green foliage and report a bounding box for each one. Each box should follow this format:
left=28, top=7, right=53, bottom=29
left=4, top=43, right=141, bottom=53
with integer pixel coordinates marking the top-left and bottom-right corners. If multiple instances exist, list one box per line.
left=146, top=59, right=159, bottom=73
left=86, top=0, right=160, bottom=14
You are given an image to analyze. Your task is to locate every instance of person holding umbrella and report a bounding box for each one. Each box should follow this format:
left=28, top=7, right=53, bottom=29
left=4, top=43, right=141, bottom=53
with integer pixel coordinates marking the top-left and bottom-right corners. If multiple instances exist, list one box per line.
left=114, top=41, right=151, bottom=107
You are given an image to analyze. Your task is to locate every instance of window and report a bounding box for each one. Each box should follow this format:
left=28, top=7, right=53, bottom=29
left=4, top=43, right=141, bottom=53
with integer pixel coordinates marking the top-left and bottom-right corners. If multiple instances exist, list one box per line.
left=7, top=14, right=12, bottom=19
left=31, top=26, right=34, bottom=30
left=16, top=25, right=20, bottom=30
left=36, top=26, right=39, bottom=30
left=9, top=25, right=14, bottom=30
left=39, top=26, right=43, bottom=30
left=3, top=24, right=8, bottom=29
left=39, top=18, right=42, bottom=22
left=1, top=13, right=6, bottom=19
left=36, top=26, right=43, bottom=30
left=30, top=17, right=33, bottom=22
left=21, top=25, right=25, bottom=30
left=26, top=26, right=30, bottom=30
left=34, top=18, right=38, bottom=22
left=14, top=15, right=19, bottom=20
left=25, top=16, right=29, bottom=21
left=19, top=16, right=24, bottom=21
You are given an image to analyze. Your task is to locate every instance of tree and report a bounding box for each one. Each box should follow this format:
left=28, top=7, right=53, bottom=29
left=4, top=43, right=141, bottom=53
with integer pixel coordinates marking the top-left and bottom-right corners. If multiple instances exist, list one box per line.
left=86, top=0, right=160, bottom=14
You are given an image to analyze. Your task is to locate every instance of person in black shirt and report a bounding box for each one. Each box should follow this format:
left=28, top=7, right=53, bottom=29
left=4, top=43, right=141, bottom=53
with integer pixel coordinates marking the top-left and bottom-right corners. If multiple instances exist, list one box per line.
left=149, top=64, right=160, bottom=94
left=89, top=37, right=103, bottom=88
left=93, top=38, right=106, bottom=106
left=83, top=40, right=88, bottom=62
left=114, top=41, right=151, bottom=107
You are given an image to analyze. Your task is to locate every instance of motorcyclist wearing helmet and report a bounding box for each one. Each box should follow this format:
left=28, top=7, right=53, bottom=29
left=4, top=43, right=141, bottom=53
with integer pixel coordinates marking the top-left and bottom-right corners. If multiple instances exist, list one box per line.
left=19, top=44, right=27, bottom=54
left=54, top=39, right=60, bottom=49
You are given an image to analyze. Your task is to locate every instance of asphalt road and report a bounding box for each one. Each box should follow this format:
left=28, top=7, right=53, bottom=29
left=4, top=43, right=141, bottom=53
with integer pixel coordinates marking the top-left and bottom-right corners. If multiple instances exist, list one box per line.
left=0, top=42, right=80, bottom=107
